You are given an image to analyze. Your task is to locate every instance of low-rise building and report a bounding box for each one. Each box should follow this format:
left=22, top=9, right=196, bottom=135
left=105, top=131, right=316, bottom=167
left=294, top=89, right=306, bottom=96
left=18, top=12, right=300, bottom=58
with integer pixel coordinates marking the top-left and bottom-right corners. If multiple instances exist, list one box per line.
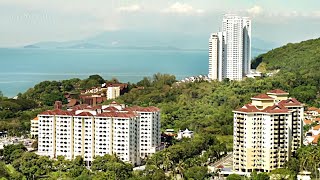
left=30, top=117, right=39, bottom=138
left=177, top=129, right=194, bottom=140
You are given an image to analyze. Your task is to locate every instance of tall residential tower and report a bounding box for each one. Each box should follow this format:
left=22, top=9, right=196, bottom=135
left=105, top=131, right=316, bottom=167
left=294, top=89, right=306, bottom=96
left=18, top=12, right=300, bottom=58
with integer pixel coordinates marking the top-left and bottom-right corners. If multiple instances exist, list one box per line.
left=209, top=14, right=251, bottom=81
left=233, top=89, right=303, bottom=173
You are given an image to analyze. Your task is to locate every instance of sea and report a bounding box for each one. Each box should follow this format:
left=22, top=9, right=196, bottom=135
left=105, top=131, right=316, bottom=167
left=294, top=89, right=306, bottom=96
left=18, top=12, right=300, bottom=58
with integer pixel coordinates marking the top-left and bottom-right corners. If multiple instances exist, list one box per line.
left=0, top=48, right=208, bottom=97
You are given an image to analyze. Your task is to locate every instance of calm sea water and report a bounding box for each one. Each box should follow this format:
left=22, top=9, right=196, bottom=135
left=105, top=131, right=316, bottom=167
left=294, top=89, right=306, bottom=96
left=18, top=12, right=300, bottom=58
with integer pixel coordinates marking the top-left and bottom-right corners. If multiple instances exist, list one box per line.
left=0, top=48, right=208, bottom=97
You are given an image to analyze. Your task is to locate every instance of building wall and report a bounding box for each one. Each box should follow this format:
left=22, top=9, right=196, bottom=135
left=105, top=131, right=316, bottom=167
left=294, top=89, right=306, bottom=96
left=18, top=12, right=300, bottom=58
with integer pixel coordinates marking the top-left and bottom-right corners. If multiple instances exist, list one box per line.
left=55, top=116, right=73, bottom=159
left=138, top=111, right=161, bottom=158
left=38, top=115, right=55, bottom=158
left=94, top=117, right=113, bottom=157
left=30, top=119, right=38, bottom=138
left=107, top=87, right=120, bottom=100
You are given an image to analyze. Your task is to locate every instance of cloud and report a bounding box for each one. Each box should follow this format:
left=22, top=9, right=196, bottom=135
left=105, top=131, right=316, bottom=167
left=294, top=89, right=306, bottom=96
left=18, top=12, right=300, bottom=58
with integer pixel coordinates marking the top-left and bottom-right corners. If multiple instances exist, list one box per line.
left=247, top=5, right=263, bottom=16
left=163, top=2, right=204, bottom=15
left=117, top=5, right=142, bottom=13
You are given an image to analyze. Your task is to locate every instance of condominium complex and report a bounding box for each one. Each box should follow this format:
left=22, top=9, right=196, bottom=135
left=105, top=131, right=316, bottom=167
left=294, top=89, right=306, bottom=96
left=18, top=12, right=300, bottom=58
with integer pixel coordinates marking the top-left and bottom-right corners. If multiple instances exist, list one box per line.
left=233, top=89, right=303, bottom=173
left=209, top=14, right=251, bottom=81
left=37, top=102, right=161, bottom=166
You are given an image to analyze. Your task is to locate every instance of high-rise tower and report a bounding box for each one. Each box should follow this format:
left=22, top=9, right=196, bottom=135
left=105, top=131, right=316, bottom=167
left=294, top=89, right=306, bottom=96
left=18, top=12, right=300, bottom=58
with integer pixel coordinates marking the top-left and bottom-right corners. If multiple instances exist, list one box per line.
left=209, top=14, right=251, bottom=81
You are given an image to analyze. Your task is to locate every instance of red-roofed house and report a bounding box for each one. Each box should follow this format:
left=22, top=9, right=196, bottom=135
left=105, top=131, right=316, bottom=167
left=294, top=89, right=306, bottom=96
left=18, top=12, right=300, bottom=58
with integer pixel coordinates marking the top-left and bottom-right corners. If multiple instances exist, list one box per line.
left=305, top=107, right=319, bottom=118
left=304, top=119, right=312, bottom=125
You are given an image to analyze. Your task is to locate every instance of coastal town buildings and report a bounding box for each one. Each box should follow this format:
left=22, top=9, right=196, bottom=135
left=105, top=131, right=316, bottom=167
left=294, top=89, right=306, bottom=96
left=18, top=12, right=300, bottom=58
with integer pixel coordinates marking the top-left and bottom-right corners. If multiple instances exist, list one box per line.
left=209, top=14, right=251, bottom=81
left=78, top=83, right=128, bottom=106
left=233, top=89, right=303, bottom=173
left=30, top=117, right=38, bottom=138
left=37, top=101, right=161, bottom=165
left=303, top=107, right=320, bottom=145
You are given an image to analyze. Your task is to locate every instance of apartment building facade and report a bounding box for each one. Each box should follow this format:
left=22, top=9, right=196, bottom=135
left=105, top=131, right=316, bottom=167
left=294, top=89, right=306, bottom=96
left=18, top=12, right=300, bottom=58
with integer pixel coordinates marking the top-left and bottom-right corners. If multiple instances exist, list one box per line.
left=37, top=103, right=161, bottom=165
left=30, top=117, right=39, bottom=138
left=233, top=89, right=303, bottom=173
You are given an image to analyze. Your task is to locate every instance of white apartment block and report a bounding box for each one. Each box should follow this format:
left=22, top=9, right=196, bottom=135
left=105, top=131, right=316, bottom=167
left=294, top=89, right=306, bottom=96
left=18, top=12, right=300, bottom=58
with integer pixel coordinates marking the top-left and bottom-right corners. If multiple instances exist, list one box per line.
left=209, top=14, right=251, bottom=81
left=107, top=86, right=120, bottom=100
left=124, top=106, right=162, bottom=158
left=233, top=89, right=303, bottom=173
left=209, top=32, right=225, bottom=81
left=30, top=117, right=39, bottom=138
left=37, top=103, right=161, bottom=166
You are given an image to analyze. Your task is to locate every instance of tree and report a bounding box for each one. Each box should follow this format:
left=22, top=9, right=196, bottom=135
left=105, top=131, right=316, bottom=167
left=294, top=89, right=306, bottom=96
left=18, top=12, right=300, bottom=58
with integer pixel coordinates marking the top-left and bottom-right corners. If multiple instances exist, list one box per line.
left=269, top=168, right=295, bottom=180
left=142, top=165, right=166, bottom=180
left=0, top=161, right=10, bottom=179
left=184, top=166, right=208, bottom=180
left=284, top=158, right=300, bottom=175
left=88, top=74, right=105, bottom=84
left=226, top=174, right=242, bottom=180
left=250, top=171, right=269, bottom=180
left=91, top=154, right=133, bottom=180
left=3, top=144, right=27, bottom=163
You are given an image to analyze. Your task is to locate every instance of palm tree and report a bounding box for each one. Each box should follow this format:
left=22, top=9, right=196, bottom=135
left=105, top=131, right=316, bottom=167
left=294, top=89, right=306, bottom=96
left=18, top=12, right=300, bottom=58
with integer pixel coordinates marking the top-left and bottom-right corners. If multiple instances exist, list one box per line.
left=176, top=160, right=185, bottom=180
left=163, top=150, right=173, bottom=172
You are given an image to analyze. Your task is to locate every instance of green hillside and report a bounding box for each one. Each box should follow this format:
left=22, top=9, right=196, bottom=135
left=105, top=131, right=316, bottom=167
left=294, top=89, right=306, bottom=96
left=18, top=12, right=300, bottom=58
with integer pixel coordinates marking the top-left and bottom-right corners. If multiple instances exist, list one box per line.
left=252, top=37, right=320, bottom=73
left=252, top=37, right=320, bottom=106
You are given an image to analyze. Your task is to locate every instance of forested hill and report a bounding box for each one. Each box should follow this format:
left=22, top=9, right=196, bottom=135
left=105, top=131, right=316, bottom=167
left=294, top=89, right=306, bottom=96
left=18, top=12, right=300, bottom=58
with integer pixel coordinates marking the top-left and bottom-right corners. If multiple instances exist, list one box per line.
left=251, top=37, right=320, bottom=106
left=252, top=37, right=320, bottom=73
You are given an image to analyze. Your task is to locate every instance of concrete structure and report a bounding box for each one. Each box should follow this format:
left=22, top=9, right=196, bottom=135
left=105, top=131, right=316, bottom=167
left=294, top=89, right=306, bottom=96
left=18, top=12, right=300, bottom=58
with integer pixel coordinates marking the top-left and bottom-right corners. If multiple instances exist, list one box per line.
left=107, top=86, right=120, bottom=100
left=209, top=14, right=251, bottom=81
left=37, top=102, right=161, bottom=165
left=233, top=89, right=303, bottom=173
left=30, top=117, right=39, bottom=138
left=297, top=171, right=311, bottom=180
left=177, top=129, right=194, bottom=140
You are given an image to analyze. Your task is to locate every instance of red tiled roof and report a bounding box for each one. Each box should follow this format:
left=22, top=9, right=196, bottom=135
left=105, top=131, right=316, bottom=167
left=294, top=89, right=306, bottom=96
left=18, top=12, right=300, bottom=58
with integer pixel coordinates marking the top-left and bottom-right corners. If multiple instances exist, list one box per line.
left=103, top=106, right=119, bottom=111
left=252, top=94, right=274, bottom=100
left=110, top=101, right=120, bottom=105
left=304, top=119, right=312, bottom=125
left=234, top=103, right=289, bottom=113
left=278, top=98, right=302, bottom=106
left=75, top=112, right=94, bottom=117
left=314, top=118, right=320, bottom=122
left=312, top=135, right=320, bottom=144
left=262, top=104, right=289, bottom=113
left=107, top=83, right=128, bottom=90
left=313, top=125, right=320, bottom=130
left=96, top=112, right=138, bottom=118
left=33, top=117, right=38, bottom=120
left=123, top=106, right=160, bottom=112
left=72, top=104, right=90, bottom=111
left=67, top=99, right=78, bottom=107
left=39, top=109, right=74, bottom=116
left=308, top=107, right=318, bottom=111
left=91, top=105, right=102, bottom=110
left=267, top=89, right=289, bottom=94
left=235, top=104, right=261, bottom=113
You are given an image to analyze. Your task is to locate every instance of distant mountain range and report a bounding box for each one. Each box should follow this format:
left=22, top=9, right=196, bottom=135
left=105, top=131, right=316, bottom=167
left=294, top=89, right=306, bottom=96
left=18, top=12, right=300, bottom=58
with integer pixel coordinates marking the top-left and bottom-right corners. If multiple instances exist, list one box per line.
left=24, top=31, right=279, bottom=57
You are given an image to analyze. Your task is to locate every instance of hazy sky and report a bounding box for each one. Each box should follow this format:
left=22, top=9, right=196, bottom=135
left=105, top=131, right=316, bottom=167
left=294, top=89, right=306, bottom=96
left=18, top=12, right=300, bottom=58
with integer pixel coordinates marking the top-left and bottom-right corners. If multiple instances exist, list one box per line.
left=0, top=0, right=319, bottom=47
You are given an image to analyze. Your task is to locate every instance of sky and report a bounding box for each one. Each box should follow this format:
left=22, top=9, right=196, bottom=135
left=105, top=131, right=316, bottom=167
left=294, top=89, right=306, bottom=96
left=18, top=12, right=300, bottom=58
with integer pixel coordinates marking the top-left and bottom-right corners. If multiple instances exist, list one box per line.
left=0, top=0, right=320, bottom=47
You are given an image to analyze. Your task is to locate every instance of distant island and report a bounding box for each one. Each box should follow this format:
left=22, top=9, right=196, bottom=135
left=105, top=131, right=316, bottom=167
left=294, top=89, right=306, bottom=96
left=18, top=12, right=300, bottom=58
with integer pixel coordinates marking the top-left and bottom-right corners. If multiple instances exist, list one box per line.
left=23, top=45, right=39, bottom=49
